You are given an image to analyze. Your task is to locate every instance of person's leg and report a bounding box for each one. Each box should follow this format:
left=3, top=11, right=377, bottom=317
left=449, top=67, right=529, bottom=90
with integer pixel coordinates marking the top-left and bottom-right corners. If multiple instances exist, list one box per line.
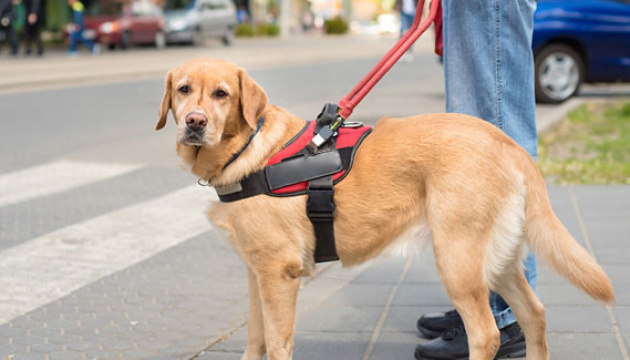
left=8, top=24, right=17, bottom=55
left=404, top=13, right=414, bottom=54
left=24, top=24, right=33, bottom=55
left=69, top=28, right=79, bottom=53
left=401, top=12, right=413, bottom=35
left=443, top=1, right=538, bottom=314
left=399, top=12, right=415, bottom=60
left=444, top=0, right=537, bottom=159
left=0, top=27, right=5, bottom=53
left=416, top=1, right=538, bottom=358
left=80, top=32, right=95, bottom=51
left=35, top=23, right=43, bottom=55
left=28, top=22, right=43, bottom=55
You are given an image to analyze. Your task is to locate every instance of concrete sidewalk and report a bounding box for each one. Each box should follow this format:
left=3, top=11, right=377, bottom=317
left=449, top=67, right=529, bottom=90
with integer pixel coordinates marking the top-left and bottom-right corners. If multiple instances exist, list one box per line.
left=199, top=185, right=630, bottom=360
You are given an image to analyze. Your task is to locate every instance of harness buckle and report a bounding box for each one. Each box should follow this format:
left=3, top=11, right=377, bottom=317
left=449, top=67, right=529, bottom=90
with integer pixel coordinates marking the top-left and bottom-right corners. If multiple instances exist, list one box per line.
left=307, top=178, right=335, bottom=219
left=307, top=189, right=335, bottom=219
left=310, top=103, right=343, bottom=150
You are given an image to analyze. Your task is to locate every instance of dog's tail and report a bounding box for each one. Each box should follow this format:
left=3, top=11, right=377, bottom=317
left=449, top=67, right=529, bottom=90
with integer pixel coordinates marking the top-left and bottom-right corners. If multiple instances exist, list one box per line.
left=524, top=165, right=614, bottom=304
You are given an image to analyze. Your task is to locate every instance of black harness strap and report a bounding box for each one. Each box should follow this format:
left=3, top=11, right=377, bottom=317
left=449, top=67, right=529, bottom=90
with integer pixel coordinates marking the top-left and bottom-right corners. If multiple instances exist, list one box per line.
left=215, top=171, right=269, bottom=201
left=307, top=175, right=338, bottom=262
left=215, top=147, right=357, bottom=202
left=306, top=117, right=339, bottom=263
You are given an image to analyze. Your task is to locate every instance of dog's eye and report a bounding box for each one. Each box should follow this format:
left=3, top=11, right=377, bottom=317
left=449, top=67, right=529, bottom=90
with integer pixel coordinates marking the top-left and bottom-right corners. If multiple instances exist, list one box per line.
left=178, top=85, right=190, bottom=94
left=214, top=89, right=228, bottom=99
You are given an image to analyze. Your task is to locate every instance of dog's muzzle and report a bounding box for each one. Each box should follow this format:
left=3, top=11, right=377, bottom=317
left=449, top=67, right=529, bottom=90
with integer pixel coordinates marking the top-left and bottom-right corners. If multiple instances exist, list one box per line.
left=183, top=130, right=206, bottom=145
left=183, top=112, right=208, bottom=145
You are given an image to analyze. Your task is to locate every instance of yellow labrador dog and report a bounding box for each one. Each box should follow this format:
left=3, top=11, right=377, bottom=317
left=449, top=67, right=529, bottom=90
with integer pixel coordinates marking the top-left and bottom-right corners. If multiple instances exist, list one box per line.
left=156, top=58, right=614, bottom=360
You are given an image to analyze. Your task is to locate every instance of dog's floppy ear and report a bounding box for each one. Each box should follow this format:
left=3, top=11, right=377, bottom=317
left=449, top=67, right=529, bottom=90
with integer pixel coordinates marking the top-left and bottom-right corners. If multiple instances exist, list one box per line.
left=156, top=70, right=173, bottom=131
left=238, top=68, right=268, bottom=129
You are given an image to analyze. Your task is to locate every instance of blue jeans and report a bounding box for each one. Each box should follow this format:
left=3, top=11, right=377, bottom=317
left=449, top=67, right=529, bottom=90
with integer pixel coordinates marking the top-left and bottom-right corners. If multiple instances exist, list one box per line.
left=69, top=24, right=94, bottom=53
left=400, top=12, right=415, bottom=53
left=442, top=0, right=538, bottom=329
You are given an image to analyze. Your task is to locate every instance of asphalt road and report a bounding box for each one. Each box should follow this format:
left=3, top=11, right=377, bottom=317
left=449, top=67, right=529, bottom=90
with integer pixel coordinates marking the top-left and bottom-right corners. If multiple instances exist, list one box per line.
left=0, top=52, right=446, bottom=175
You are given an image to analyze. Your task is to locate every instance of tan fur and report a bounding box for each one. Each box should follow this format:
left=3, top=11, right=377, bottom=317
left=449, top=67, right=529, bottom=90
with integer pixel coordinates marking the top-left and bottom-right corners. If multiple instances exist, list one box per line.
left=157, top=58, right=614, bottom=360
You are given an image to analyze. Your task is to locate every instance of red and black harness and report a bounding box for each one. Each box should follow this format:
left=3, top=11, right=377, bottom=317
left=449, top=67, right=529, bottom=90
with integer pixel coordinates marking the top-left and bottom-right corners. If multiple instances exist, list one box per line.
left=214, top=105, right=372, bottom=262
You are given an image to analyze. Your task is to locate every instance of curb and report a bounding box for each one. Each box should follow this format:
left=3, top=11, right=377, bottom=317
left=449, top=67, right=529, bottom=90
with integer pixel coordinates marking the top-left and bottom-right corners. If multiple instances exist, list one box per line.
left=536, top=98, right=583, bottom=134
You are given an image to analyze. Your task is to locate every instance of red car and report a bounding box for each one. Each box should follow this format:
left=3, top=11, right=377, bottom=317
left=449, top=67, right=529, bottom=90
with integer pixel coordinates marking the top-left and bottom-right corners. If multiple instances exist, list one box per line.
left=81, top=0, right=166, bottom=49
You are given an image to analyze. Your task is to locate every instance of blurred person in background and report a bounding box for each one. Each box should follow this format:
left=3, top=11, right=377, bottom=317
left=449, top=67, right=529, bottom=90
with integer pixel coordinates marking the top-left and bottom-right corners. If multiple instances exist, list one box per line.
left=236, top=2, right=249, bottom=24
left=12, top=0, right=24, bottom=39
left=23, top=0, right=43, bottom=55
left=394, top=0, right=415, bottom=62
left=67, top=0, right=98, bottom=55
left=0, top=0, right=18, bottom=56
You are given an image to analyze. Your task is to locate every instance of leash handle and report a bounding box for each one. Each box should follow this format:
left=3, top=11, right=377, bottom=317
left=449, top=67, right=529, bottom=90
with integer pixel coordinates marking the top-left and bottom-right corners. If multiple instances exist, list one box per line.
left=338, top=0, right=440, bottom=119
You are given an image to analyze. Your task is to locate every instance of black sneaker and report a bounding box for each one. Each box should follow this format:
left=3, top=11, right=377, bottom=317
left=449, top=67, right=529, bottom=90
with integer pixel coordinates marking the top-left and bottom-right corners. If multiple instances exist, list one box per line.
left=495, top=322, right=527, bottom=359
left=417, top=310, right=463, bottom=339
left=414, top=322, right=526, bottom=360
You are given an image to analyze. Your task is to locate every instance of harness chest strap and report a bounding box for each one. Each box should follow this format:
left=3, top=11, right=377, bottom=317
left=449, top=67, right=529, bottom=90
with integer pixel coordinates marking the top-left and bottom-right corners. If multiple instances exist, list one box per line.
left=215, top=148, right=354, bottom=201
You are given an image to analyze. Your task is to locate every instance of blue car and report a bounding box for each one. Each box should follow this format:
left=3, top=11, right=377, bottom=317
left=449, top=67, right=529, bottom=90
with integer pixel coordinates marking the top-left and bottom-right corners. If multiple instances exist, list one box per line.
left=533, top=0, right=630, bottom=103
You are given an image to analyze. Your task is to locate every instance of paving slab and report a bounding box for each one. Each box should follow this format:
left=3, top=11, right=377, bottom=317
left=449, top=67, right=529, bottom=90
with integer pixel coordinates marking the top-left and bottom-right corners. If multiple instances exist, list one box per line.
left=369, top=331, right=427, bottom=360
left=547, top=333, right=623, bottom=360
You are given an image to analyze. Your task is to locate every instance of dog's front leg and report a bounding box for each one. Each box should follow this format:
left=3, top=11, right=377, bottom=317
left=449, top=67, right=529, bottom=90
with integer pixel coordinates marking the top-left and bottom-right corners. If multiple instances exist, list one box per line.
left=257, top=261, right=302, bottom=360
left=243, top=267, right=266, bottom=360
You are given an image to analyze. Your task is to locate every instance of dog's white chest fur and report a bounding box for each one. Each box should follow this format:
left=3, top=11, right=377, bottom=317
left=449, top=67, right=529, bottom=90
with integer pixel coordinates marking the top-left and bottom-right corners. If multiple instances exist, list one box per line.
left=380, top=221, right=432, bottom=258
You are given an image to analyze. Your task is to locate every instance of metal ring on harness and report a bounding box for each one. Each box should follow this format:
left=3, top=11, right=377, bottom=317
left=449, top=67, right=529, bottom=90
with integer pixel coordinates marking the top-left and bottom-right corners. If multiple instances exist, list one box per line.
left=341, top=122, right=364, bottom=128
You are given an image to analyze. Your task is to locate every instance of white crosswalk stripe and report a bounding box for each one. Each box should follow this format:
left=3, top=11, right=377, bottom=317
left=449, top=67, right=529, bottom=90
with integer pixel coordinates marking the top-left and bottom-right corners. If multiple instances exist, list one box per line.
left=0, top=183, right=216, bottom=324
left=0, top=161, right=142, bottom=208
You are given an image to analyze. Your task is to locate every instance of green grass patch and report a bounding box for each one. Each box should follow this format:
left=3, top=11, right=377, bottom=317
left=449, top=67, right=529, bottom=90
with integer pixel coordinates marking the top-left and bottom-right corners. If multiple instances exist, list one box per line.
left=236, top=24, right=255, bottom=37
left=538, top=101, right=630, bottom=184
left=235, top=23, right=279, bottom=37
left=324, top=17, right=349, bottom=34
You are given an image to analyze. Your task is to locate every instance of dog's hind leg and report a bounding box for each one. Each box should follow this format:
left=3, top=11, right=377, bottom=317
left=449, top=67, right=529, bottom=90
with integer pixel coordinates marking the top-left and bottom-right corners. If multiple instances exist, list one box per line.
left=432, top=232, right=500, bottom=360
left=492, top=264, right=548, bottom=360
left=256, top=260, right=303, bottom=360
left=243, top=268, right=266, bottom=360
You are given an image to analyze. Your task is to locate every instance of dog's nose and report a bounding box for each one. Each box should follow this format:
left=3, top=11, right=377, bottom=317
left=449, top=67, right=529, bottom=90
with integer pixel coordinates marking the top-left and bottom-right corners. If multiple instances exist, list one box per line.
left=186, top=113, right=207, bottom=131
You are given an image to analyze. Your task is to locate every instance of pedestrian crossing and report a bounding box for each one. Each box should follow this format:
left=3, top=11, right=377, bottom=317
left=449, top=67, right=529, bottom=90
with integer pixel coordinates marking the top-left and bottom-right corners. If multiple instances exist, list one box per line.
left=0, top=161, right=142, bottom=208
left=0, top=160, right=216, bottom=325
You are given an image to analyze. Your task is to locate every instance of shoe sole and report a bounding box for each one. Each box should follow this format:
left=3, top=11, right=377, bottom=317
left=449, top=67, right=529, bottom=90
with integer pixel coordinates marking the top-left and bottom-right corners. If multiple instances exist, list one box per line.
left=415, top=347, right=466, bottom=360
left=414, top=344, right=526, bottom=360
left=496, top=342, right=527, bottom=359
left=417, top=326, right=443, bottom=340
left=415, top=351, right=468, bottom=360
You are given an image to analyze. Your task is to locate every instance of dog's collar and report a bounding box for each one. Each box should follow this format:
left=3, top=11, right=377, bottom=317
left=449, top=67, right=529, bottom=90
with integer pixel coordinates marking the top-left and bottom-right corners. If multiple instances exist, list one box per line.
left=222, top=116, right=265, bottom=171
left=196, top=117, right=264, bottom=186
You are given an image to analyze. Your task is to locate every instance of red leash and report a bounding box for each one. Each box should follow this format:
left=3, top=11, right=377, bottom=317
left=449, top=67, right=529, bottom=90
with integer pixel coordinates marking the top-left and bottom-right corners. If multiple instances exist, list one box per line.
left=337, top=0, right=441, bottom=119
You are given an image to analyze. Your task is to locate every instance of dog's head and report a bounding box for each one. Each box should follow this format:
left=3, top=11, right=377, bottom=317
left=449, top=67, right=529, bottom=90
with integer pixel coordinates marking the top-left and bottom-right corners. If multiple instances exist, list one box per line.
left=156, top=58, right=268, bottom=148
